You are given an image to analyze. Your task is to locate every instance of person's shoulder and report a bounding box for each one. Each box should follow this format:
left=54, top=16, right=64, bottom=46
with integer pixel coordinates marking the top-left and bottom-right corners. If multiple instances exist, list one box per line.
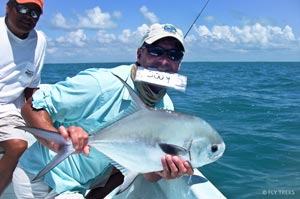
left=35, top=30, right=46, bottom=42
left=110, top=64, right=133, bottom=78
left=0, top=17, right=4, bottom=24
left=74, top=68, right=114, bottom=83
left=80, top=65, right=132, bottom=88
left=84, top=64, right=132, bottom=79
left=0, top=17, right=6, bottom=32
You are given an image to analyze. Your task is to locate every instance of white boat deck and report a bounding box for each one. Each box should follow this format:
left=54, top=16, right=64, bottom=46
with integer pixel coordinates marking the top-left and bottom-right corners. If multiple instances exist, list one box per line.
left=1, top=150, right=226, bottom=199
left=1, top=154, right=226, bottom=199
left=107, top=169, right=226, bottom=199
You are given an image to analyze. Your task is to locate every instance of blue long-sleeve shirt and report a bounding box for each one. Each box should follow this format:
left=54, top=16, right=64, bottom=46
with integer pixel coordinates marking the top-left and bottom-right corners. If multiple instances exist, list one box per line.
left=19, top=64, right=174, bottom=194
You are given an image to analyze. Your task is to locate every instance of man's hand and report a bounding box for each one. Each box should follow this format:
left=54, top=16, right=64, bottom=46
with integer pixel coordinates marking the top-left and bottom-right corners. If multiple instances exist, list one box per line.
left=156, top=155, right=194, bottom=179
left=144, top=155, right=194, bottom=182
left=58, top=126, right=90, bottom=155
left=38, top=126, right=90, bottom=156
left=21, top=99, right=90, bottom=156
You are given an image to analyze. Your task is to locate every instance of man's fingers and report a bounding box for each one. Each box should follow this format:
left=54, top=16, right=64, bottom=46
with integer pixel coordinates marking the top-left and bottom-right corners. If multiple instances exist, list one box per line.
left=161, top=155, right=170, bottom=173
left=166, top=155, right=179, bottom=173
left=58, top=126, right=69, bottom=141
left=184, top=161, right=194, bottom=175
left=83, top=145, right=90, bottom=156
left=58, top=126, right=89, bottom=153
left=68, top=126, right=80, bottom=150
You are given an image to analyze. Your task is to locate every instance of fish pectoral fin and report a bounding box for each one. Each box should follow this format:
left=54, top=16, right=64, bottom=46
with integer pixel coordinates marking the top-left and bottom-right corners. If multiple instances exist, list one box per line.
left=32, top=144, right=75, bottom=181
left=117, top=171, right=139, bottom=194
left=159, top=143, right=188, bottom=156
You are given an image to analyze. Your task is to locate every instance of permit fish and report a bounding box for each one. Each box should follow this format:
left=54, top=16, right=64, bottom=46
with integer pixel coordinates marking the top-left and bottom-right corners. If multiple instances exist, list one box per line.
left=16, top=73, right=225, bottom=193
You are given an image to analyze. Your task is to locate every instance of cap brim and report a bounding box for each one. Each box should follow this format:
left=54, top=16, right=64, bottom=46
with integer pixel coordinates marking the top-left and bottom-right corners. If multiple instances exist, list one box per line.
left=144, top=33, right=185, bottom=51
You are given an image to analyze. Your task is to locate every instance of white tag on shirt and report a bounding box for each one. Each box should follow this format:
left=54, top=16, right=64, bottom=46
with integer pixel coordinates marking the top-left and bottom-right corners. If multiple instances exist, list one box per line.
left=135, top=67, right=187, bottom=92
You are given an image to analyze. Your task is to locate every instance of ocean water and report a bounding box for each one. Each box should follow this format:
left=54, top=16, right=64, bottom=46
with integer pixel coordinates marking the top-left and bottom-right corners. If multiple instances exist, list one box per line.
left=9, top=62, right=300, bottom=199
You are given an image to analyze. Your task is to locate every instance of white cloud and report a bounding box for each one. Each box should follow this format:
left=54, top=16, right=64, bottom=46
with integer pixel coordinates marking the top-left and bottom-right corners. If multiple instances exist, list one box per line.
left=118, top=29, right=132, bottom=43
left=97, top=30, right=116, bottom=43
left=119, top=24, right=151, bottom=45
left=78, top=7, right=116, bottom=29
left=50, top=7, right=117, bottom=30
left=51, top=13, right=70, bottom=29
left=55, top=36, right=65, bottom=43
left=54, top=29, right=87, bottom=47
left=137, top=24, right=150, bottom=36
left=68, top=29, right=87, bottom=47
left=193, top=23, right=298, bottom=50
left=140, top=6, right=159, bottom=24
left=44, top=22, right=300, bottom=63
left=197, top=25, right=210, bottom=37
left=46, top=47, right=58, bottom=54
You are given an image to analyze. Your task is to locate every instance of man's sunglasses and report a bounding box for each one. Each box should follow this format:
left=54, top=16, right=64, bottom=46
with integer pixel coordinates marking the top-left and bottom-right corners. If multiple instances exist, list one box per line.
left=14, top=3, right=41, bottom=19
left=141, top=44, right=184, bottom=61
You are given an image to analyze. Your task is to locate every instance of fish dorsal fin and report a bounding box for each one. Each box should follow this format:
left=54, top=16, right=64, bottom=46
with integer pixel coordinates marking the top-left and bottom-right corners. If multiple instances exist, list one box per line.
left=112, top=73, right=147, bottom=111
left=159, top=143, right=188, bottom=156
left=90, top=73, right=149, bottom=136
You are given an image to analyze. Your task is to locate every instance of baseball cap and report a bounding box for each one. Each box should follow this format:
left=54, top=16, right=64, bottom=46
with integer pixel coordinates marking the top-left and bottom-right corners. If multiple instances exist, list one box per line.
left=16, top=0, right=44, bottom=12
left=140, top=23, right=185, bottom=51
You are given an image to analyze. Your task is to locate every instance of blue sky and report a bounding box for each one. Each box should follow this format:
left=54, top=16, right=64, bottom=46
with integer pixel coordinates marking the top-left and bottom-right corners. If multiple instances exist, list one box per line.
left=1, top=0, right=300, bottom=63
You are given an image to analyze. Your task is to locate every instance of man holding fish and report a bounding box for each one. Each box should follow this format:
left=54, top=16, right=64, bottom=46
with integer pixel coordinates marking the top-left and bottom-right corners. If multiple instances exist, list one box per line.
left=13, top=23, right=195, bottom=198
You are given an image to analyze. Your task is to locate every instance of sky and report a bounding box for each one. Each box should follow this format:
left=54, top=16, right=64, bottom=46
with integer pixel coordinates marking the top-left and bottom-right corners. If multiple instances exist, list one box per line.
left=1, top=0, right=300, bottom=63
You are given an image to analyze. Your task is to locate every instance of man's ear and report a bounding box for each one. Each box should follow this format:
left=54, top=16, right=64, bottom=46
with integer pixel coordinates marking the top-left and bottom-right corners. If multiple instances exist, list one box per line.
left=137, top=48, right=142, bottom=61
left=6, top=4, right=9, bottom=14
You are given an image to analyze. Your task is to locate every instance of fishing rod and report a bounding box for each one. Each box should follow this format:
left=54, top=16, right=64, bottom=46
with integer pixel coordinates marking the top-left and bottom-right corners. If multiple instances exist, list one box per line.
left=184, top=0, right=211, bottom=38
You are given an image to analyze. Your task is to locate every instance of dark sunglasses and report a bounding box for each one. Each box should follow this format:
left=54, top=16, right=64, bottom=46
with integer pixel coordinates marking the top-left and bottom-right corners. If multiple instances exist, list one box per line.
left=14, top=3, right=41, bottom=19
left=142, top=44, right=184, bottom=61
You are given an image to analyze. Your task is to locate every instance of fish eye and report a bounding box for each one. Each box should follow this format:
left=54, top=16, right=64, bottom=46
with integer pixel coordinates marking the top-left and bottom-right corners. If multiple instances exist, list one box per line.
left=211, top=144, right=218, bottom=153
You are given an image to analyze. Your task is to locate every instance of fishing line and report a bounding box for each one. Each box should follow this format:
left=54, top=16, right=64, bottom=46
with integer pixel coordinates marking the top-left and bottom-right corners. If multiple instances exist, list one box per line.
left=184, top=0, right=211, bottom=38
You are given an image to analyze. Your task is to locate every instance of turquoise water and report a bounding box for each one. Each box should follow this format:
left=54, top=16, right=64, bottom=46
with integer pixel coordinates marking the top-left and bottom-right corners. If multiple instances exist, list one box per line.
left=41, top=62, right=300, bottom=199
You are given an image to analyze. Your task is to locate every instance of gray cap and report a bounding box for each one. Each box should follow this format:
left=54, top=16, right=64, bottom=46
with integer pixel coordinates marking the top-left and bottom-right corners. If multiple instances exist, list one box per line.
left=140, top=23, right=185, bottom=51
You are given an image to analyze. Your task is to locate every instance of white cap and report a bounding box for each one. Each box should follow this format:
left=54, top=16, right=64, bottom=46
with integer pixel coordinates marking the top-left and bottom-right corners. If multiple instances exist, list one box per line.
left=140, top=23, right=185, bottom=51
